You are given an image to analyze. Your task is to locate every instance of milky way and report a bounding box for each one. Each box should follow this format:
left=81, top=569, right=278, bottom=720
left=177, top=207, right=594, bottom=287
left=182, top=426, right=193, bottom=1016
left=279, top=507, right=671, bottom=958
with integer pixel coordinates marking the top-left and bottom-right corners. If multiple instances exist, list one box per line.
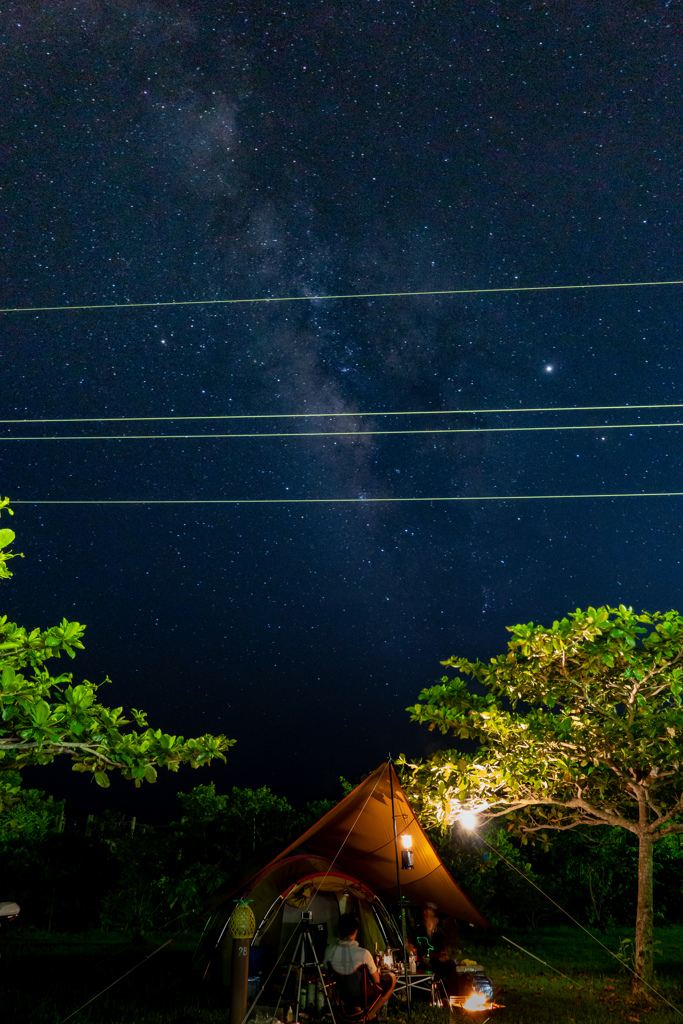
left=1, top=2, right=681, bottom=813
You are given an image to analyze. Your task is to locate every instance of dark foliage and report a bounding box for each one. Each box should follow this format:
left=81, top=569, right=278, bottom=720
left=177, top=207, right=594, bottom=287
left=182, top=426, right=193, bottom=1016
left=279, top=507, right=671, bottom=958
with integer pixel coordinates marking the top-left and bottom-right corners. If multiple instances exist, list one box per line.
left=429, top=823, right=683, bottom=932
left=0, top=783, right=336, bottom=934
left=2, top=777, right=681, bottom=937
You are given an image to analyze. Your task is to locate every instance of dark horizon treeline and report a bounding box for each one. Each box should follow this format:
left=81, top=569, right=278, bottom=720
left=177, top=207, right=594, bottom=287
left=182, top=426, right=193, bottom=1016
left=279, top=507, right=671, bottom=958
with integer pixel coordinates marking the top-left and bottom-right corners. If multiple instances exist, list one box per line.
left=3, top=782, right=683, bottom=937
left=1, top=781, right=340, bottom=935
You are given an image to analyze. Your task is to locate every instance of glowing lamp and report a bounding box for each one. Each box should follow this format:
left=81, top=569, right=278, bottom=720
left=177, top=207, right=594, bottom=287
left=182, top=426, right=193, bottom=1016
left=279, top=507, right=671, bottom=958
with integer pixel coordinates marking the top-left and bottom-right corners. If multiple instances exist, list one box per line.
left=400, top=833, right=414, bottom=870
left=459, top=810, right=479, bottom=832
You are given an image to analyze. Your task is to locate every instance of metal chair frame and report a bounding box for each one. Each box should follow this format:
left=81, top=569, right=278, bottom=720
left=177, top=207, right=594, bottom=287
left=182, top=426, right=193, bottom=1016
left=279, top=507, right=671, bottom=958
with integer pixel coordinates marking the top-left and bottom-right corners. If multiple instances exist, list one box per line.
left=327, top=964, right=383, bottom=1024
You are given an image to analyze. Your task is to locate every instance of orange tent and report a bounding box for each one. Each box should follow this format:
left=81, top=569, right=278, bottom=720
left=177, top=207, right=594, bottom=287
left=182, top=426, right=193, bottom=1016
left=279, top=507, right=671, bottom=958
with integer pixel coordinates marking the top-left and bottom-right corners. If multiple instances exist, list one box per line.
left=198, top=763, right=489, bottom=984
left=251, top=761, right=489, bottom=930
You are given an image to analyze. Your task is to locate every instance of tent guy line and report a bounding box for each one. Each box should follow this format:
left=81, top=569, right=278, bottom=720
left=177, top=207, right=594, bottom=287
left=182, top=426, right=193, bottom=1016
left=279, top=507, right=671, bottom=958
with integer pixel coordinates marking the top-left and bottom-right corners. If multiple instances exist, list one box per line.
left=2, top=277, right=682, bottom=314
left=57, top=772, right=397, bottom=1024
left=289, top=768, right=387, bottom=924
left=1, top=402, right=680, bottom=424
left=2, top=421, right=680, bottom=441
left=59, top=937, right=175, bottom=1024
left=236, top=763, right=421, bottom=1024
left=478, top=834, right=683, bottom=1018
left=497, top=935, right=576, bottom=984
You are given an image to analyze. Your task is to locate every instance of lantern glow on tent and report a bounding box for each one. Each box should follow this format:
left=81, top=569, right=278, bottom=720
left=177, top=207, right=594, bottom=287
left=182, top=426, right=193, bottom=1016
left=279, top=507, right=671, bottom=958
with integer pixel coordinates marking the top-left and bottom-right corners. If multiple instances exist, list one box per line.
left=400, top=833, right=414, bottom=870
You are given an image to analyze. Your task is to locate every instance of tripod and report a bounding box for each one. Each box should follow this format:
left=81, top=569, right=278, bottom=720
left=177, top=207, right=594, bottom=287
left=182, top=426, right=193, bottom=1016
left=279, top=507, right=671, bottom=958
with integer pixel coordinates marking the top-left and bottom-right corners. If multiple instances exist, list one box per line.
left=274, top=917, right=337, bottom=1024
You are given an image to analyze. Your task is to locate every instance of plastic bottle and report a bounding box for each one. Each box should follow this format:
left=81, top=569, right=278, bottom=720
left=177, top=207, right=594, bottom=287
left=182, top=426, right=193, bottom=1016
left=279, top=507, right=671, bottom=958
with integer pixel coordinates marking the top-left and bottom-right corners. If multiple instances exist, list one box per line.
left=307, top=981, right=316, bottom=1008
left=286, top=1005, right=294, bottom=1022
left=316, top=983, right=325, bottom=1012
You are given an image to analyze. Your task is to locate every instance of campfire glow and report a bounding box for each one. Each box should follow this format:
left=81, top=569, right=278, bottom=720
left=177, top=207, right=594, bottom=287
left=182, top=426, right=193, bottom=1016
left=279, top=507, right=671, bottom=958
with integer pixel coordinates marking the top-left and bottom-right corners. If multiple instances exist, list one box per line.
left=462, top=992, right=490, bottom=1012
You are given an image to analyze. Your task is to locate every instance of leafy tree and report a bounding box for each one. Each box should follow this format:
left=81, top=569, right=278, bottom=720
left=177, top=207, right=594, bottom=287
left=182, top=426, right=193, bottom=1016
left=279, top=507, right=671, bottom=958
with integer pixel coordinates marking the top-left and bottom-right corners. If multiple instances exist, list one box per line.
left=535, top=826, right=635, bottom=934
left=96, top=816, right=180, bottom=935
left=403, top=606, right=683, bottom=996
left=95, top=783, right=307, bottom=933
left=174, top=782, right=302, bottom=882
left=0, top=497, right=22, bottom=581
left=428, top=822, right=556, bottom=929
left=0, top=498, right=234, bottom=808
left=0, top=793, right=121, bottom=931
left=0, top=786, right=65, bottom=845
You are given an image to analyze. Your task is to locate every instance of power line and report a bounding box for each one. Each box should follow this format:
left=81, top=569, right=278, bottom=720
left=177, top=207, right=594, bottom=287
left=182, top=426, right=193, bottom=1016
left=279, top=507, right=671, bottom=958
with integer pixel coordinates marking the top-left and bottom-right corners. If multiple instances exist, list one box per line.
left=2, top=421, right=680, bottom=442
left=11, top=493, right=683, bottom=505
left=2, top=277, right=683, bottom=315
left=1, top=402, right=681, bottom=425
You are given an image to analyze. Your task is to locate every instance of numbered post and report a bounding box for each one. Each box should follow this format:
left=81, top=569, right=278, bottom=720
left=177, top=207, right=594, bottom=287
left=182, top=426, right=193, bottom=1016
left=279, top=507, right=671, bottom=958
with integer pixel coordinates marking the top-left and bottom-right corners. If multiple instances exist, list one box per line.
left=228, top=900, right=256, bottom=1024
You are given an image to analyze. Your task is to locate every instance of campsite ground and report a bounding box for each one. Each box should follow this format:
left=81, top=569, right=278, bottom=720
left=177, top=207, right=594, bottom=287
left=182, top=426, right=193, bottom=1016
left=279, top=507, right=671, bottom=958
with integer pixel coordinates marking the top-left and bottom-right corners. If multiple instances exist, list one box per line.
left=0, top=926, right=681, bottom=1024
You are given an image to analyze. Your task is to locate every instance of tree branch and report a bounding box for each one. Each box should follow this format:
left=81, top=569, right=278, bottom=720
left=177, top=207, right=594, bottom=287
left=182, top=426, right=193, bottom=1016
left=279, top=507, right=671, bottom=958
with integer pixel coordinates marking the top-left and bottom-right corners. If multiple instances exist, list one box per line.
left=0, top=739, right=123, bottom=768
left=647, top=794, right=683, bottom=834
left=476, top=795, right=636, bottom=833
left=655, top=821, right=683, bottom=838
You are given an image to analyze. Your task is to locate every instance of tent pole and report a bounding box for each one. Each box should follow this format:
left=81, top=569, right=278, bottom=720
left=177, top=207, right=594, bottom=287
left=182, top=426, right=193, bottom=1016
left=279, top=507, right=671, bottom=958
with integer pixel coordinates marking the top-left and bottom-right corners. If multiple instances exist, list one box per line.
left=388, top=758, right=411, bottom=1017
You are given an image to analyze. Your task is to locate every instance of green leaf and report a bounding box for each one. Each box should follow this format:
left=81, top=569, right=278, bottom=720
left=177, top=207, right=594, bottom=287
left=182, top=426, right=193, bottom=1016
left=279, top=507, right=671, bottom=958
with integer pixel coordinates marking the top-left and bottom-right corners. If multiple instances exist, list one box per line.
left=0, top=502, right=234, bottom=806
left=31, top=700, right=51, bottom=726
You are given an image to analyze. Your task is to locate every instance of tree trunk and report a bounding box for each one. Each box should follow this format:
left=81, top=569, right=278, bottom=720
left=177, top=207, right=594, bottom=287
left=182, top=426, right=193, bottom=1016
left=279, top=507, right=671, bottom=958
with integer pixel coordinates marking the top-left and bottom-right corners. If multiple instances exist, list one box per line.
left=632, top=830, right=654, bottom=997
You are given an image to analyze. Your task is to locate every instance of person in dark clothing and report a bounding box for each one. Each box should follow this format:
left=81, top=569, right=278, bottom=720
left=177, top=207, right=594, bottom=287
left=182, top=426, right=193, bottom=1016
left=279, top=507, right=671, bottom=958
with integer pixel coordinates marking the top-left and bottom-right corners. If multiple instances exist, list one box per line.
left=409, top=902, right=460, bottom=997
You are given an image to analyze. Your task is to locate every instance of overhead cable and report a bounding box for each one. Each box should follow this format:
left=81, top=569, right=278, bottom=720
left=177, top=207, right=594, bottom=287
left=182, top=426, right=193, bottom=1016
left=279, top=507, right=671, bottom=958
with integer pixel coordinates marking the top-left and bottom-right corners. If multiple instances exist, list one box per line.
left=2, top=277, right=683, bottom=315
left=11, top=493, right=683, bottom=505
left=1, top=421, right=680, bottom=441
left=1, top=402, right=681, bottom=425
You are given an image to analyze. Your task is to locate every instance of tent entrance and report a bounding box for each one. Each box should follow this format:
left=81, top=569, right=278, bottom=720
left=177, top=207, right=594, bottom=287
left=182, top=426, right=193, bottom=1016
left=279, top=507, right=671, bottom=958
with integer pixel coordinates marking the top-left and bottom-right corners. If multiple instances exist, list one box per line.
left=255, top=867, right=402, bottom=964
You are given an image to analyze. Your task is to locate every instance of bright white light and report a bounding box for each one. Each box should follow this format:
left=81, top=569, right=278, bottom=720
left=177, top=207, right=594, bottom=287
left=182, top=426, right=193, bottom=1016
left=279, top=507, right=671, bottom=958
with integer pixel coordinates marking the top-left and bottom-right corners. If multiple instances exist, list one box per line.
left=401, top=833, right=413, bottom=850
left=459, top=810, right=479, bottom=831
left=463, top=992, right=489, bottom=1011
left=544, top=364, right=554, bottom=372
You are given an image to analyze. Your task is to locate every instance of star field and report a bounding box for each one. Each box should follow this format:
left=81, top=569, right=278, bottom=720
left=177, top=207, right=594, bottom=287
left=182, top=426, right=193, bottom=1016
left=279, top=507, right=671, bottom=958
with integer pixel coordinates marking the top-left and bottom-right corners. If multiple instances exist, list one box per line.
left=1, top=2, right=681, bottom=812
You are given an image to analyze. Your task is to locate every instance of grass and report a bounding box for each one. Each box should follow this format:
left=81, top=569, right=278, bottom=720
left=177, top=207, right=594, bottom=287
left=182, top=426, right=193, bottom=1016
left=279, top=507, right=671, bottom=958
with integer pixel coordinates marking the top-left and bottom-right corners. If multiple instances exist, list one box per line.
left=0, top=926, right=681, bottom=1024
left=447, top=925, right=683, bottom=1024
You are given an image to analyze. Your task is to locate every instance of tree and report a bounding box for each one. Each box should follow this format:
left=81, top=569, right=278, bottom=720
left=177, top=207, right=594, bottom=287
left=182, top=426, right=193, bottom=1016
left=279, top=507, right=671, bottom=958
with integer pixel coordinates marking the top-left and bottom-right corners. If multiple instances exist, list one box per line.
left=403, top=605, right=683, bottom=997
left=0, top=498, right=234, bottom=809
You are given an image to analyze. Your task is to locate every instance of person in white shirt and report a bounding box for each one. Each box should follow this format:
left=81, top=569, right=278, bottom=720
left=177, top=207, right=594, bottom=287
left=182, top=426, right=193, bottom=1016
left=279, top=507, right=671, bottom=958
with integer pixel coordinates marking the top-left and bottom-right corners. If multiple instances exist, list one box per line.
left=324, top=912, right=396, bottom=1017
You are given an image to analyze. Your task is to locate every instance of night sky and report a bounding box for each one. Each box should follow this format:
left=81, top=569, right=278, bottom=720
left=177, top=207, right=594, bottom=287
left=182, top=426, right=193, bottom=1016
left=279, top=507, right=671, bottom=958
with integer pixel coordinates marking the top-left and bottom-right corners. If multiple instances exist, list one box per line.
left=2, top=2, right=681, bottom=817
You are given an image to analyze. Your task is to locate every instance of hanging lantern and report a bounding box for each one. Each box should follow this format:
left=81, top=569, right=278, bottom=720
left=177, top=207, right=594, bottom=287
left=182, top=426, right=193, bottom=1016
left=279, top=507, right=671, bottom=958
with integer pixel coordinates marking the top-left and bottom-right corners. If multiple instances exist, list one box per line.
left=228, top=899, right=256, bottom=939
left=401, top=833, right=414, bottom=870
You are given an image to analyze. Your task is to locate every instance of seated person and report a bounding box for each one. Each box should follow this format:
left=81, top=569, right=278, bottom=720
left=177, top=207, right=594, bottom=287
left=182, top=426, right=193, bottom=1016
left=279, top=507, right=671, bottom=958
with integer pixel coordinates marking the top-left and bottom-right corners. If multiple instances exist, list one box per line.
left=409, top=902, right=460, bottom=996
left=324, top=912, right=396, bottom=1015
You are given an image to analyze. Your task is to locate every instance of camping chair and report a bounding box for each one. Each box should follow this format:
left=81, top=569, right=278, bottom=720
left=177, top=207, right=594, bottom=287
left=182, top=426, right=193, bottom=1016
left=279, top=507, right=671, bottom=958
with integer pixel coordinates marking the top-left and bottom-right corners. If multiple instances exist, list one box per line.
left=327, top=965, right=384, bottom=1024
